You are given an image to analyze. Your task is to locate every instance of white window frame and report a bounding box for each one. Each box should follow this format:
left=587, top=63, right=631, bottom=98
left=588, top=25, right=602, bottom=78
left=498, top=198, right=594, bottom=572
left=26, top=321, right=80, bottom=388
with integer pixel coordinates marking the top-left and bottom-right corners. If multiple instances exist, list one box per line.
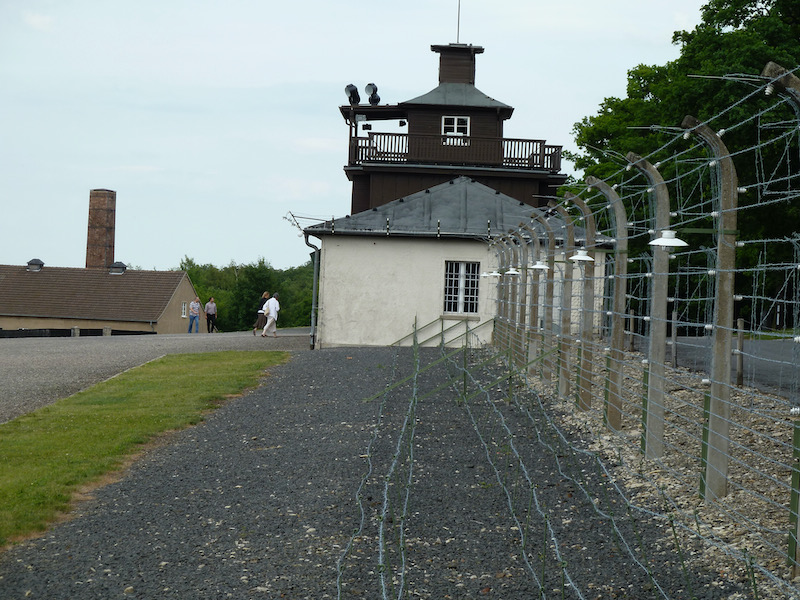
left=441, top=115, right=470, bottom=146
left=181, top=301, right=188, bottom=318
left=444, top=260, right=480, bottom=314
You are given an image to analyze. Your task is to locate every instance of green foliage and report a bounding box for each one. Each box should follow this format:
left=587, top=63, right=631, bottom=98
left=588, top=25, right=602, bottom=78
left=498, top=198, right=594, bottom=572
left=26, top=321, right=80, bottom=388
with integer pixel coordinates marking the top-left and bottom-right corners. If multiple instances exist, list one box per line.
left=179, top=256, right=315, bottom=331
left=572, top=0, right=800, bottom=179
left=569, top=0, right=800, bottom=311
left=0, top=351, right=288, bottom=545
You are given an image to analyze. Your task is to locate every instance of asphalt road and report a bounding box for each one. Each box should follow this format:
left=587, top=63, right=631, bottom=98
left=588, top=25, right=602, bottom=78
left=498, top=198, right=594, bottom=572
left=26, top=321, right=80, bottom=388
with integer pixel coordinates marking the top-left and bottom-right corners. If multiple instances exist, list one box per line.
left=673, top=335, right=800, bottom=401
left=0, top=329, right=312, bottom=424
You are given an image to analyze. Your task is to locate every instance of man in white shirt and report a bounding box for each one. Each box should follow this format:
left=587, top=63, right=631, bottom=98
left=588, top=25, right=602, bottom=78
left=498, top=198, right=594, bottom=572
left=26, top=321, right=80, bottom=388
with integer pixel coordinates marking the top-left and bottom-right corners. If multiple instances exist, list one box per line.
left=262, top=293, right=280, bottom=338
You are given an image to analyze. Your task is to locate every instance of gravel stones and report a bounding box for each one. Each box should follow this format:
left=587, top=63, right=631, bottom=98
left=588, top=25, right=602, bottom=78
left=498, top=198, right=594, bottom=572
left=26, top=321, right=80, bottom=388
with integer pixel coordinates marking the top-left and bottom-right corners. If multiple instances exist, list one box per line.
left=0, top=346, right=749, bottom=598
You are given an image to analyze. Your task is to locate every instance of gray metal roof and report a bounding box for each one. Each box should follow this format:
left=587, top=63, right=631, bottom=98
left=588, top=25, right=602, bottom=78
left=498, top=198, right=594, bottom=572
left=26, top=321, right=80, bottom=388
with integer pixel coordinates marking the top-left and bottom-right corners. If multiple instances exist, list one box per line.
left=305, top=176, right=569, bottom=241
left=0, top=265, right=189, bottom=322
left=401, top=82, right=513, bottom=116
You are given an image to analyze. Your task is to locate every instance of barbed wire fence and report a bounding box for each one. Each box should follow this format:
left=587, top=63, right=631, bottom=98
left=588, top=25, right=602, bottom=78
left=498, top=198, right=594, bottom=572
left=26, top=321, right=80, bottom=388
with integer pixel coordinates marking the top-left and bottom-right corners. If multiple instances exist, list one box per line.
left=333, top=63, right=800, bottom=598
left=487, top=62, right=800, bottom=597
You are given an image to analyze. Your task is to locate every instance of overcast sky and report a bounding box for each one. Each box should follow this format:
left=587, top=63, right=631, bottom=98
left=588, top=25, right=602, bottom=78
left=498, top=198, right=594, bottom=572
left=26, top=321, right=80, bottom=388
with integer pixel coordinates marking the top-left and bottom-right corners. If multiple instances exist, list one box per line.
left=0, top=0, right=706, bottom=271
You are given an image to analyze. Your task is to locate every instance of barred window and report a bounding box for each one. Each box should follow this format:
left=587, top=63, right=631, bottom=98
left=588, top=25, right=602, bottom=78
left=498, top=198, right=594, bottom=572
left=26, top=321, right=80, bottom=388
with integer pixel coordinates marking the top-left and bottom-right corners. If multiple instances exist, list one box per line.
left=444, top=261, right=479, bottom=313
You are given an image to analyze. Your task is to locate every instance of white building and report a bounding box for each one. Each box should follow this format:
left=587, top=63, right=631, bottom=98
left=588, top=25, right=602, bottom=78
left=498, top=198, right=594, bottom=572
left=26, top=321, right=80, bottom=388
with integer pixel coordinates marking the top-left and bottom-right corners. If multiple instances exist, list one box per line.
left=305, top=177, right=576, bottom=347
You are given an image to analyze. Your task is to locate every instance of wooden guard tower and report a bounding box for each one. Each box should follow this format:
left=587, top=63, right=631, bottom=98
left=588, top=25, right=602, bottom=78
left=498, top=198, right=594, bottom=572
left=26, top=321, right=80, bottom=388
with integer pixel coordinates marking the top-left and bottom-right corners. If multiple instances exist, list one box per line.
left=340, top=43, right=567, bottom=214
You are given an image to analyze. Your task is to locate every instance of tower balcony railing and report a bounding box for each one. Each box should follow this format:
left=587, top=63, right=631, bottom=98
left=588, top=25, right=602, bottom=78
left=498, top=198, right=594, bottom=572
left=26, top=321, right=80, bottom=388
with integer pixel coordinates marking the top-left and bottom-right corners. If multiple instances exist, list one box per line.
left=348, top=132, right=562, bottom=172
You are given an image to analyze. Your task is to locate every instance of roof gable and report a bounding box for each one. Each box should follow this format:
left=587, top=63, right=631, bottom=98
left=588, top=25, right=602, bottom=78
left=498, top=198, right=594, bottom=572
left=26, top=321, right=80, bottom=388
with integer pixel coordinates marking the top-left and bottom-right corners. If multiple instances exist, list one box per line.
left=0, top=266, right=190, bottom=323
left=305, top=176, right=568, bottom=240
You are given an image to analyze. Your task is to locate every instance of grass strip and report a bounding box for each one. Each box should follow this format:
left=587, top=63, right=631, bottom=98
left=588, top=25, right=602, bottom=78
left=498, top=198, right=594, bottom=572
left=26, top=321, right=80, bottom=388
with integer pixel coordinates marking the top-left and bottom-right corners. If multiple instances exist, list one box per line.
left=0, top=350, right=288, bottom=546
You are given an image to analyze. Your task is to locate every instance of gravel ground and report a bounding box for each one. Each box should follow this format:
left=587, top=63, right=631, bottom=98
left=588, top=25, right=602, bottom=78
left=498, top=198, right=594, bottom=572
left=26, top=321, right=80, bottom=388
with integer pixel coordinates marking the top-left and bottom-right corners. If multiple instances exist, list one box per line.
left=0, top=344, right=752, bottom=599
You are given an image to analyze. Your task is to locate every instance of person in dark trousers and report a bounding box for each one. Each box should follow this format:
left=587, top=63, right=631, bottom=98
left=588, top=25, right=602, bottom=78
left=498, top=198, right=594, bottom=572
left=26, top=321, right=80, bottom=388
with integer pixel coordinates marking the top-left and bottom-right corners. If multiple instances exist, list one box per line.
left=252, top=292, right=269, bottom=335
left=204, top=297, right=218, bottom=333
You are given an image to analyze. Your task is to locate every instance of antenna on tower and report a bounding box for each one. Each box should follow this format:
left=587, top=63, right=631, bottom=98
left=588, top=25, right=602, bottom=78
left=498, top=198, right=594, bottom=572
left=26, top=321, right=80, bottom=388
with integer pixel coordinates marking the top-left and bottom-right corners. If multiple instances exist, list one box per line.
left=456, top=0, right=461, bottom=43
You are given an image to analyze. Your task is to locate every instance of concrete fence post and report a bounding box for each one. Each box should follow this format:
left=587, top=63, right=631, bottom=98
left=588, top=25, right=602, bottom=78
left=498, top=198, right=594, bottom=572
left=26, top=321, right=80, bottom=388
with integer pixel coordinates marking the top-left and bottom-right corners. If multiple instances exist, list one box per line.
left=585, top=176, right=628, bottom=430
left=682, top=115, right=739, bottom=501
left=565, top=193, right=597, bottom=412
left=628, top=153, right=673, bottom=459
left=549, top=201, right=575, bottom=403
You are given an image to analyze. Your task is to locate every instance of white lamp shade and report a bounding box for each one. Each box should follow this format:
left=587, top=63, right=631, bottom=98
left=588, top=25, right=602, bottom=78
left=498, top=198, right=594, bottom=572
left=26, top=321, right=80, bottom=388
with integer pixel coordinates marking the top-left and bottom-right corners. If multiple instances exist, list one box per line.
left=649, top=230, right=688, bottom=247
left=529, top=260, right=550, bottom=271
left=569, top=249, right=594, bottom=262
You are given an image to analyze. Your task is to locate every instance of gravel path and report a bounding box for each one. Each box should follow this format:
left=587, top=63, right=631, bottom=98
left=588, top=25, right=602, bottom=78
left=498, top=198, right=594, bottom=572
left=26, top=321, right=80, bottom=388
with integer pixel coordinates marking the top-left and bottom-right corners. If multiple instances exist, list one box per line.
left=0, top=344, right=752, bottom=598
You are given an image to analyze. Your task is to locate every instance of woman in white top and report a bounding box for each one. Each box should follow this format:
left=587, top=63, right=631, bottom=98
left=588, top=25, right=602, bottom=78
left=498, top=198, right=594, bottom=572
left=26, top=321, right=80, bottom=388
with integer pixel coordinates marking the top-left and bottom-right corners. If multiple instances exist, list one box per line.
left=262, top=293, right=280, bottom=338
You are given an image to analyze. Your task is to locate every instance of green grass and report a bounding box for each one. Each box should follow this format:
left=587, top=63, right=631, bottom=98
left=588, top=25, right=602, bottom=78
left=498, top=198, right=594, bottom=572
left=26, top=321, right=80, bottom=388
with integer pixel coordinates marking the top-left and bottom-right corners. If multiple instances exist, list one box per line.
left=0, top=350, right=288, bottom=547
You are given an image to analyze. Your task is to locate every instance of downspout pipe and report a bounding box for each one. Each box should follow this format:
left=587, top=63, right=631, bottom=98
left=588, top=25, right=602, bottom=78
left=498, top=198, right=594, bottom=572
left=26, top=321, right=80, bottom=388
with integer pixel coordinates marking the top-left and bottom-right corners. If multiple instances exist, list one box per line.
left=304, top=232, right=320, bottom=350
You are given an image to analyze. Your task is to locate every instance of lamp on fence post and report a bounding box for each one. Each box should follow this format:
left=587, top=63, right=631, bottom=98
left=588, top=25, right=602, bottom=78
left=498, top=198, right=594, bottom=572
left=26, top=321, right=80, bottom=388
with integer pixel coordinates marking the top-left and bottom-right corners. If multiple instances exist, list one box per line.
left=513, top=226, right=532, bottom=368
left=533, top=213, right=557, bottom=387
left=521, top=223, right=545, bottom=379
left=494, top=238, right=512, bottom=347
left=483, top=239, right=503, bottom=345
left=628, top=153, right=687, bottom=459
left=682, top=115, right=739, bottom=501
left=565, top=192, right=596, bottom=412
left=585, top=176, right=628, bottom=431
left=506, top=231, right=528, bottom=364
left=548, top=200, right=576, bottom=402
left=496, top=236, right=518, bottom=349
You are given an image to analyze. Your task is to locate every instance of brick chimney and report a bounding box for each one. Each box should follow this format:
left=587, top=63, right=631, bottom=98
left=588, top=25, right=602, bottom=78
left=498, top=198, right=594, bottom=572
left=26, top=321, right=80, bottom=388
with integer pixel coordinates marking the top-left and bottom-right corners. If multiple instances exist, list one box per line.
left=431, top=43, right=484, bottom=85
left=85, top=189, right=116, bottom=269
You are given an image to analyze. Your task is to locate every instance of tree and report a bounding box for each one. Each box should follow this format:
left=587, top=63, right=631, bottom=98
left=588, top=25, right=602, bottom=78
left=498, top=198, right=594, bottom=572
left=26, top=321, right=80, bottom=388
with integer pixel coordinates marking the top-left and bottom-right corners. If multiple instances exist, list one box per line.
left=570, top=0, right=800, bottom=179
left=178, top=257, right=314, bottom=331
left=567, top=0, right=800, bottom=320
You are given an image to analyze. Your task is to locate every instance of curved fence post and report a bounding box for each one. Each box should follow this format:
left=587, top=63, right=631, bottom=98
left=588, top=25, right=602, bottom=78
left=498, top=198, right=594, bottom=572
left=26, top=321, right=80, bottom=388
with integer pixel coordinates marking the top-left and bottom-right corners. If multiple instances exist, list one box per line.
left=533, top=214, right=557, bottom=387
left=565, top=193, right=597, bottom=412
left=682, top=115, right=739, bottom=501
left=628, top=152, right=672, bottom=459
left=548, top=201, right=576, bottom=402
left=586, top=176, right=628, bottom=431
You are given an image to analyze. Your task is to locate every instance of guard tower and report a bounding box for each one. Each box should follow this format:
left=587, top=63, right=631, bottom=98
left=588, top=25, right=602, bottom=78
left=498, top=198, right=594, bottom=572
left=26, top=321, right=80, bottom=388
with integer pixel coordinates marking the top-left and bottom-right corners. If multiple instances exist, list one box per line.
left=340, top=44, right=567, bottom=214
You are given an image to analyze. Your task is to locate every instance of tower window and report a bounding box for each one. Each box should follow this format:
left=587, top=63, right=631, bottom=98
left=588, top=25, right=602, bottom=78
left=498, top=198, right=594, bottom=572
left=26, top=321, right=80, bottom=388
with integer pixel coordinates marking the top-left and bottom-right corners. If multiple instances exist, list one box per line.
left=442, top=116, right=470, bottom=145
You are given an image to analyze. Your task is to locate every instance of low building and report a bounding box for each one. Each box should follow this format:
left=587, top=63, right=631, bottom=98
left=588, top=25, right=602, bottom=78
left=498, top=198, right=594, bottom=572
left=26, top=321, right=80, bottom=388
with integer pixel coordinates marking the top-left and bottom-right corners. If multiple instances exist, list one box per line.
left=305, top=177, right=575, bottom=347
left=0, top=261, right=199, bottom=336
left=0, top=188, right=201, bottom=337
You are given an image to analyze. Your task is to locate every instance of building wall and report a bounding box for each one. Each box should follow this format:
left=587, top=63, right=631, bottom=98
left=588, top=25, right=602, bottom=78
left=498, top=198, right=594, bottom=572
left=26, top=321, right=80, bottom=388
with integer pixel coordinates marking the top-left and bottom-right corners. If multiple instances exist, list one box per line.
left=0, top=315, right=156, bottom=333
left=315, top=236, right=497, bottom=348
left=158, top=275, right=204, bottom=334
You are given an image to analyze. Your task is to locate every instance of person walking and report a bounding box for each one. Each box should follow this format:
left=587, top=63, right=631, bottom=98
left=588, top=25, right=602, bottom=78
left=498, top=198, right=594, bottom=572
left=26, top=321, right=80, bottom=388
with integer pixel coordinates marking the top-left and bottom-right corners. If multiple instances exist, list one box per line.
left=252, top=292, right=269, bottom=336
left=204, top=297, right=218, bottom=333
left=262, top=292, right=280, bottom=338
left=188, top=297, right=201, bottom=333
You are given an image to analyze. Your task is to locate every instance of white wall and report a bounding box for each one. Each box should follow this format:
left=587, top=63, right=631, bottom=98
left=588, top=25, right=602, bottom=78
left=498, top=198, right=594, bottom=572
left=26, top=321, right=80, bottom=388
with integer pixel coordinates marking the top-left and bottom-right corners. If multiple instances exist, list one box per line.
left=315, top=236, right=497, bottom=347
